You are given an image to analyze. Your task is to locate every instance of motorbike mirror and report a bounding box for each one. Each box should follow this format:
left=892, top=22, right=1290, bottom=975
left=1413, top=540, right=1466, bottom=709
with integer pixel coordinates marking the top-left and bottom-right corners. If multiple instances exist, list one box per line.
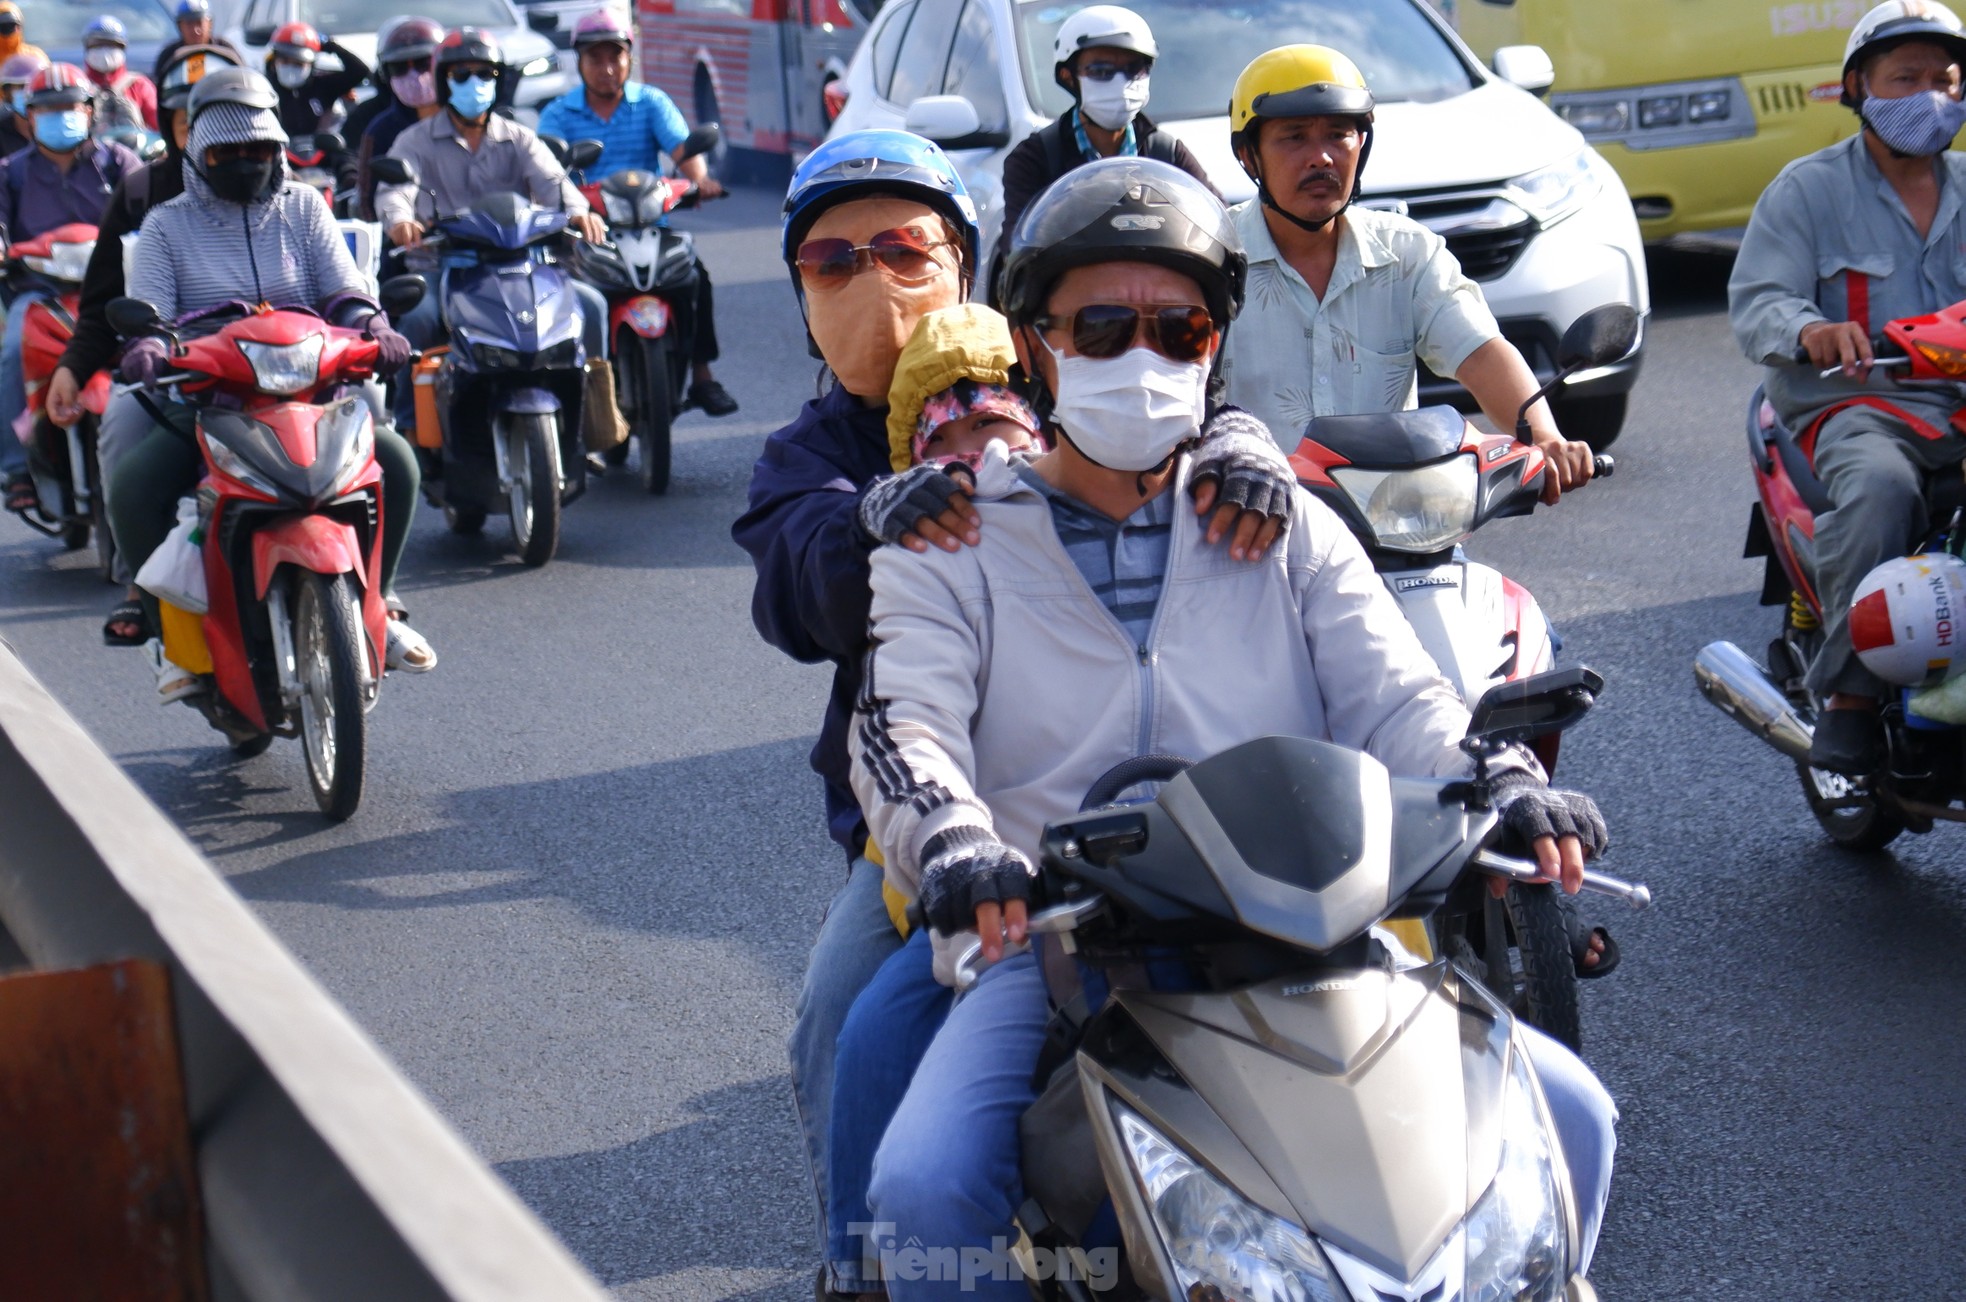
left=106, top=297, right=165, bottom=340
left=676, top=123, right=720, bottom=160
left=378, top=274, right=426, bottom=319
left=141, top=137, right=167, bottom=162
left=539, top=134, right=570, bottom=165
left=565, top=138, right=603, bottom=172
left=369, top=155, right=418, bottom=187
left=312, top=131, right=345, bottom=155
left=1466, top=665, right=1603, bottom=749
left=1556, top=304, right=1639, bottom=372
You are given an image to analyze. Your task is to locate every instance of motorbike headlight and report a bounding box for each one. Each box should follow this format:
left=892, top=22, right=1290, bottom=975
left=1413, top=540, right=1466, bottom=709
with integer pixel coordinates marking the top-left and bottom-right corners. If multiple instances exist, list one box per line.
left=536, top=337, right=581, bottom=369
left=236, top=335, right=324, bottom=396
left=203, top=429, right=282, bottom=497
left=637, top=187, right=670, bottom=226
left=1114, top=1104, right=1347, bottom=1302
left=519, top=56, right=553, bottom=78
left=317, top=397, right=375, bottom=498
left=1329, top=453, right=1479, bottom=552
left=460, top=330, right=524, bottom=370
left=25, top=240, right=95, bottom=283
left=1463, top=1047, right=1568, bottom=1302
left=603, top=190, right=637, bottom=225
left=1503, top=149, right=1603, bottom=227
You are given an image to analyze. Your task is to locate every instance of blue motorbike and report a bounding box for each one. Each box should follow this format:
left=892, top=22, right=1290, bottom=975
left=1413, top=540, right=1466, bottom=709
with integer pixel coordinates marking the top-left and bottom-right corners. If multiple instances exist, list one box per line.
left=372, top=154, right=595, bottom=567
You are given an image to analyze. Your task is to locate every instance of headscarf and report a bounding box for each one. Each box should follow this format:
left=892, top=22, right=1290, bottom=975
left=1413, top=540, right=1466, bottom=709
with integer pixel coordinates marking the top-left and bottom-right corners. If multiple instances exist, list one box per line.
left=182, top=97, right=288, bottom=201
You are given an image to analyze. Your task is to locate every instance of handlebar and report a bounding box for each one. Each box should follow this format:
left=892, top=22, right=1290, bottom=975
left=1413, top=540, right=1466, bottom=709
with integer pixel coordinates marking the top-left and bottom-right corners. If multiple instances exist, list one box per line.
left=1591, top=455, right=1614, bottom=479
left=951, top=898, right=1104, bottom=991
left=1471, top=849, right=1651, bottom=909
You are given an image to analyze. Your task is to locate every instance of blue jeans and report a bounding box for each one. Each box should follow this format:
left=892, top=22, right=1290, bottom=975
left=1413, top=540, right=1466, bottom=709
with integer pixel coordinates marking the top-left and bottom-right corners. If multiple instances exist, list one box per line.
left=828, top=929, right=952, bottom=1292
left=869, top=953, right=1618, bottom=1300
left=791, top=856, right=906, bottom=1273
left=0, top=287, right=45, bottom=477
left=391, top=274, right=609, bottom=427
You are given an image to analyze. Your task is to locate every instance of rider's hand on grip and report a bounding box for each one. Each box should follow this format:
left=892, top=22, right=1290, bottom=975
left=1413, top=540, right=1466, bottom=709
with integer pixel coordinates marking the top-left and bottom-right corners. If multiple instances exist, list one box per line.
left=1798, top=320, right=1874, bottom=375
left=364, top=313, right=412, bottom=372
left=1489, top=770, right=1608, bottom=896
left=917, top=825, right=1035, bottom=960
left=118, top=337, right=171, bottom=387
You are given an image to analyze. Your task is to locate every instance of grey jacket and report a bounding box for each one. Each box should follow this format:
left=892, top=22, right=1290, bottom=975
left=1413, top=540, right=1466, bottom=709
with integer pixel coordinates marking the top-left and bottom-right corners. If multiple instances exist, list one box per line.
left=1729, top=133, right=1966, bottom=432
left=850, top=444, right=1527, bottom=982
left=375, top=111, right=586, bottom=230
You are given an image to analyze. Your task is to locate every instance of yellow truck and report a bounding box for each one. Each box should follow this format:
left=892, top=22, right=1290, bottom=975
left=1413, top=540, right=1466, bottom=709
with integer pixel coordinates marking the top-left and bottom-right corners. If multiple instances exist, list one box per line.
left=1441, top=0, right=1860, bottom=240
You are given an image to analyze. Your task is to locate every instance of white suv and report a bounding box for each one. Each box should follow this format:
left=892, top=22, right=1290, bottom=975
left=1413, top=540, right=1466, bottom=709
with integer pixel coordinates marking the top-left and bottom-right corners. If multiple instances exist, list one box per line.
left=828, top=0, right=1649, bottom=446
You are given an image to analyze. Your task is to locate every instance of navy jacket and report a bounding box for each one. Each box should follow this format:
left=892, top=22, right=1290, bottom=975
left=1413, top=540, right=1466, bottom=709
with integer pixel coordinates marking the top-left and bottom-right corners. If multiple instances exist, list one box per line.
left=732, top=380, right=890, bottom=861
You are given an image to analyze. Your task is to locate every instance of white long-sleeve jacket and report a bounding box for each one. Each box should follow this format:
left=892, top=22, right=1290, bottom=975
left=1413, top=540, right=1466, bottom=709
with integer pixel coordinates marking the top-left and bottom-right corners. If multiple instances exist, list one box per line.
left=849, top=447, right=1521, bottom=982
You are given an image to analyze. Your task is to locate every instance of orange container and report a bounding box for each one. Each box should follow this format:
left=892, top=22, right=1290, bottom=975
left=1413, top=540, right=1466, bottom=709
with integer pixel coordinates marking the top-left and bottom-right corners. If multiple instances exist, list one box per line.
left=158, top=600, right=212, bottom=676
left=410, top=347, right=449, bottom=449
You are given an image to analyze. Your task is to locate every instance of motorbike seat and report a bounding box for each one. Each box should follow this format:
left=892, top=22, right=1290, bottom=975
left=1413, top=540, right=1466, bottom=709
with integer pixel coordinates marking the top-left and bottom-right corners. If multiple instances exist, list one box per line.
left=1759, top=400, right=1835, bottom=515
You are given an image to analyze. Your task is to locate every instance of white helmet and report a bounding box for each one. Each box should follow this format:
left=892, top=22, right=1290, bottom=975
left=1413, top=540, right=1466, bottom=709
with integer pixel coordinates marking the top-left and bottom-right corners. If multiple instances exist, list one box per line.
left=1052, top=5, right=1157, bottom=89
left=1850, top=552, right=1966, bottom=686
left=1843, top=1, right=1966, bottom=99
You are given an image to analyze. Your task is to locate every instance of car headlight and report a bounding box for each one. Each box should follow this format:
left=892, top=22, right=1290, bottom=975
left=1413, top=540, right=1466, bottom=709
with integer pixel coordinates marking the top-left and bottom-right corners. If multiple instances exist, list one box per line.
left=1503, top=150, right=1603, bottom=227
left=236, top=334, right=324, bottom=396
left=1555, top=97, right=1629, bottom=137
left=1464, top=1046, right=1568, bottom=1302
left=1329, top=454, right=1479, bottom=553
left=519, top=56, right=553, bottom=77
left=1554, top=77, right=1749, bottom=151
left=1114, top=1104, right=1347, bottom=1302
left=316, top=396, right=375, bottom=498
left=203, top=429, right=282, bottom=497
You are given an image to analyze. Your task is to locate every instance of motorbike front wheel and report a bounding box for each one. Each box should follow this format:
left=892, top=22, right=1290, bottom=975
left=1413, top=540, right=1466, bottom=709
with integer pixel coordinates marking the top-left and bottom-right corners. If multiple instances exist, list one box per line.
left=1438, top=880, right=1582, bottom=1052
left=293, top=570, right=368, bottom=821
left=503, top=411, right=561, bottom=567
left=620, top=332, right=674, bottom=496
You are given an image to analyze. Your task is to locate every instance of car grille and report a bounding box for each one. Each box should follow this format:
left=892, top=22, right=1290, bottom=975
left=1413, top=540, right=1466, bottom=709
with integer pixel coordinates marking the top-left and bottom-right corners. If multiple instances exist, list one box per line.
left=1376, top=191, right=1537, bottom=283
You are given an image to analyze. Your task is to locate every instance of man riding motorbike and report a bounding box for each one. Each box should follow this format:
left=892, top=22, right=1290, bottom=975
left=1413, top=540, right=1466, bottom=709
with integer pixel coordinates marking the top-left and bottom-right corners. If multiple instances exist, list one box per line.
left=846, top=156, right=1618, bottom=1299
left=992, top=5, right=1216, bottom=276
left=1218, top=45, right=1597, bottom=504
left=111, top=66, right=434, bottom=690
left=0, top=49, right=47, bottom=155
left=1730, top=0, right=1966, bottom=775
left=46, top=42, right=242, bottom=646
left=538, top=5, right=737, bottom=417
left=152, top=0, right=240, bottom=84
left=0, top=2, right=42, bottom=67
left=375, top=26, right=609, bottom=433
left=1, top=63, right=140, bottom=518
left=345, top=17, right=444, bottom=223
left=81, top=16, right=157, bottom=134
left=734, top=128, right=1299, bottom=1300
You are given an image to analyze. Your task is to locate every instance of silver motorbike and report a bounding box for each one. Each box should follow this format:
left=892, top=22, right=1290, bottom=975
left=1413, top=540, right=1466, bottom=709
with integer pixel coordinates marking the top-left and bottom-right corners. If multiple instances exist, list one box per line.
left=958, top=669, right=1649, bottom=1301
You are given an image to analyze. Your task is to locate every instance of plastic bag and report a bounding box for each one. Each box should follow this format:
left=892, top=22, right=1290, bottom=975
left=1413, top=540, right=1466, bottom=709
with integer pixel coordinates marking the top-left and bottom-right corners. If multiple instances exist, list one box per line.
left=135, top=494, right=208, bottom=614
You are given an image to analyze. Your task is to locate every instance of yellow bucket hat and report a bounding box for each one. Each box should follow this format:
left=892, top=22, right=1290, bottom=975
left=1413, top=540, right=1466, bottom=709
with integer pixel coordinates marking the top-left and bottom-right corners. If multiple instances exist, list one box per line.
left=885, top=303, right=1022, bottom=472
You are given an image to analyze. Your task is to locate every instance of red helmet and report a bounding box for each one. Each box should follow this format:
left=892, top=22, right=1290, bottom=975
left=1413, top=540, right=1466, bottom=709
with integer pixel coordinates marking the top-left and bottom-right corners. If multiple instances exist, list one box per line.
left=270, top=21, right=322, bottom=64
left=572, top=6, right=633, bottom=51
left=27, top=63, right=94, bottom=109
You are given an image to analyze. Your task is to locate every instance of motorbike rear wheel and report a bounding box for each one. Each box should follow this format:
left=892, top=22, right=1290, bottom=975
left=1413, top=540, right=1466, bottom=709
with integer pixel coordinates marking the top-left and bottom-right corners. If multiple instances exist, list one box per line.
left=621, top=332, right=673, bottom=496
left=293, top=570, right=367, bottom=821
left=503, top=411, right=561, bottom=567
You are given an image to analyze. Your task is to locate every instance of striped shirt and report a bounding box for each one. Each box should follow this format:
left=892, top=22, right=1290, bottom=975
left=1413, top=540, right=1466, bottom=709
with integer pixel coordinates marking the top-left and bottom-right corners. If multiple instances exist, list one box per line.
left=1017, top=463, right=1174, bottom=648
left=535, top=82, right=689, bottom=182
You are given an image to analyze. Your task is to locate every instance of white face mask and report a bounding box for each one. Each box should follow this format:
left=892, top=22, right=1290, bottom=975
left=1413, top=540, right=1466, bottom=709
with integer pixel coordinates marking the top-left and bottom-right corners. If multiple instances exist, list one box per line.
left=274, top=60, right=311, bottom=89
left=1047, top=341, right=1207, bottom=472
left=85, top=46, right=125, bottom=74
left=1078, top=72, right=1150, bottom=132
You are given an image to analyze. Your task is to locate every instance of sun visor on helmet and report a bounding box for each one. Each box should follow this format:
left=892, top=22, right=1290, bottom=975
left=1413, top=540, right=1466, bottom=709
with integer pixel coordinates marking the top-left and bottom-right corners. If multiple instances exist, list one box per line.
left=1248, top=82, right=1376, bottom=122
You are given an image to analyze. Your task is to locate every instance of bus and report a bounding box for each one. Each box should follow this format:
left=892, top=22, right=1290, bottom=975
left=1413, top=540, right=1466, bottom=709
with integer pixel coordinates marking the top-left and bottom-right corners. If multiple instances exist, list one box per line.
left=635, top=0, right=885, bottom=173
left=1438, top=0, right=1861, bottom=241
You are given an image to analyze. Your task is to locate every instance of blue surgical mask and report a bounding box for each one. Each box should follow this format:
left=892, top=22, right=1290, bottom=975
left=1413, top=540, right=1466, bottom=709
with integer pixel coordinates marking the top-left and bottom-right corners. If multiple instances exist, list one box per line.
left=9, top=89, right=27, bottom=116
left=33, top=108, right=91, bottom=152
left=447, top=74, right=495, bottom=120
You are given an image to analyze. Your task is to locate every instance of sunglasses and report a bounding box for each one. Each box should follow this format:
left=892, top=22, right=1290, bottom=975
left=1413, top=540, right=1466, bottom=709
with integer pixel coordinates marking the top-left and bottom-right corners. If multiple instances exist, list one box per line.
left=209, top=141, right=278, bottom=162
left=794, top=224, right=952, bottom=289
left=0, top=19, right=18, bottom=32
left=384, top=56, right=433, bottom=76
left=1035, top=303, right=1214, bottom=362
left=1079, top=58, right=1149, bottom=83
left=445, top=65, right=494, bottom=84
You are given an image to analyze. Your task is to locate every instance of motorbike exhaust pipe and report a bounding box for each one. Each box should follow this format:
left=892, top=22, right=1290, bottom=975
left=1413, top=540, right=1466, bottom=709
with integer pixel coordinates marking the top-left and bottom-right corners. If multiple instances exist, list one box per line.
left=1694, top=641, right=1814, bottom=764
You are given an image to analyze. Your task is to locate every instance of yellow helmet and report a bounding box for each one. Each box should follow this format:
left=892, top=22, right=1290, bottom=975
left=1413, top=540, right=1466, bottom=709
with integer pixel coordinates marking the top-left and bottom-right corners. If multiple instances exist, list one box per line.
left=1229, top=45, right=1376, bottom=231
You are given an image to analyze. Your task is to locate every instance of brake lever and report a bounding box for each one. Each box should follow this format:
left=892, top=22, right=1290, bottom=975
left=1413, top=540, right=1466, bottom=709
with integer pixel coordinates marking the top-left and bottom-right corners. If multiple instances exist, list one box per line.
left=950, top=897, right=1104, bottom=991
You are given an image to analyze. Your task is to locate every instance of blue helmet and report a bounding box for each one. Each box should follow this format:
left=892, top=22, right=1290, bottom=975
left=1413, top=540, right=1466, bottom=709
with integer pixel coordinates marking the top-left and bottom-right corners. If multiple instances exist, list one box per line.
left=782, top=130, right=979, bottom=288
left=84, top=15, right=129, bottom=46
left=175, top=0, right=211, bottom=17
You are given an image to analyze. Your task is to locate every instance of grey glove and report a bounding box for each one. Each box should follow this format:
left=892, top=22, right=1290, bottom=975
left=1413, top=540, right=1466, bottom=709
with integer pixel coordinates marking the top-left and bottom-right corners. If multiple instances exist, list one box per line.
left=856, top=462, right=971, bottom=546
left=916, top=825, right=1036, bottom=936
left=118, top=336, right=171, bottom=386
left=1188, top=406, right=1295, bottom=532
left=1491, top=771, right=1610, bottom=859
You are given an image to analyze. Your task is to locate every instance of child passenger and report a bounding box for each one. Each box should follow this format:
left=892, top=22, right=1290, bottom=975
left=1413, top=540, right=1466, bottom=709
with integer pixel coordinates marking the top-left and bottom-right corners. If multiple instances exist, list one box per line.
left=885, top=303, right=1042, bottom=478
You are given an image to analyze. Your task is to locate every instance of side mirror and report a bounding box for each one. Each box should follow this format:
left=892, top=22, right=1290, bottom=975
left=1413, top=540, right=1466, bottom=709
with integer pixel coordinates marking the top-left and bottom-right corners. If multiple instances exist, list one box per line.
left=565, top=138, right=603, bottom=172
left=1492, top=45, right=1556, bottom=97
left=378, top=274, right=426, bottom=319
left=1555, top=304, right=1640, bottom=371
left=676, top=123, right=721, bottom=161
left=539, top=133, right=570, bottom=165
left=106, top=296, right=165, bottom=340
left=526, top=10, right=558, bottom=34
left=1466, top=666, right=1603, bottom=749
left=903, top=94, right=1006, bottom=150
left=141, top=137, right=167, bottom=162
left=369, top=155, right=417, bottom=186
left=313, top=131, right=345, bottom=155
left=243, top=23, right=276, bottom=45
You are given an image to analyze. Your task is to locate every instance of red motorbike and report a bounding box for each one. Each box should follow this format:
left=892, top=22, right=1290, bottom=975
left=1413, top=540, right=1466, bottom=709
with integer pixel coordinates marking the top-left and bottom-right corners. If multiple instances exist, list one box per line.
left=5, top=222, right=114, bottom=571
left=108, top=283, right=420, bottom=820
left=1698, top=300, right=1966, bottom=851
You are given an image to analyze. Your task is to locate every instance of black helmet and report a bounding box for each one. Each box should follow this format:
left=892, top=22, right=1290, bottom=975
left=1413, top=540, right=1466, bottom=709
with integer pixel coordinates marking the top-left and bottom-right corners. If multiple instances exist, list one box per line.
left=998, top=156, right=1245, bottom=329
left=379, top=15, right=444, bottom=65
left=158, top=42, right=243, bottom=113
left=436, top=27, right=504, bottom=70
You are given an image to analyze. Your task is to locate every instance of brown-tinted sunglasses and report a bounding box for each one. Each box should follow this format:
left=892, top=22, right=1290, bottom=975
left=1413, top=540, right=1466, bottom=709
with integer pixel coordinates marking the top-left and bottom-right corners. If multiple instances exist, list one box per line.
left=794, top=224, right=953, bottom=289
left=1034, top=303, right=1215, bottom=362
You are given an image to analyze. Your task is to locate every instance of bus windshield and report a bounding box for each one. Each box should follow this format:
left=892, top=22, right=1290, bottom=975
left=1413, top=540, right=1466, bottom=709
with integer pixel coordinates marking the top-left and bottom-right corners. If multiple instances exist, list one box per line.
left=1016, top=0, right=1480, bottom=123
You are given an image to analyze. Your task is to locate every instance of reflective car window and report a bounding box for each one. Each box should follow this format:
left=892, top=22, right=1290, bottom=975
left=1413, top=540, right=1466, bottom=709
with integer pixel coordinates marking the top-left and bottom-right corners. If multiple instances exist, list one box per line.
left=942, top=0, right=1007, bottom=130
left=886, top=0, right=963, bottom=107
left=871, top=0, right=917, bottom=100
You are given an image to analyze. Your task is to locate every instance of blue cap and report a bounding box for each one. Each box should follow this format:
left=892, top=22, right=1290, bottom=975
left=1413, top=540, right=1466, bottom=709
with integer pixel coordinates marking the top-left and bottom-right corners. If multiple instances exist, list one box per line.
left=782, top=129, right=979, bottom=279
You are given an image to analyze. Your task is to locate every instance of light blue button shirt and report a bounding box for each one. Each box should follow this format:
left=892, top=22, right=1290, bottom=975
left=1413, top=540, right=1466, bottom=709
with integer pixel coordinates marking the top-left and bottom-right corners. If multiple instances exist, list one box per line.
left=1219, top=200, right=1500, bottom=449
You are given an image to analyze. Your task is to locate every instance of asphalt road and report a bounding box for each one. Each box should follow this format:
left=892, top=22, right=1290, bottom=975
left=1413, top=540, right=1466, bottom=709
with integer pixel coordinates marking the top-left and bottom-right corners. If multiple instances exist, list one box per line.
left=2, top=190, right=1963, bottom=1300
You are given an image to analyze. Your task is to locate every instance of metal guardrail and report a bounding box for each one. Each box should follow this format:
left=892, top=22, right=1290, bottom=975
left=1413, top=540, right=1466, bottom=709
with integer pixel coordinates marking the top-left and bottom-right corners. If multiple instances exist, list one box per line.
left=0, top=639, right=611, bottom=1301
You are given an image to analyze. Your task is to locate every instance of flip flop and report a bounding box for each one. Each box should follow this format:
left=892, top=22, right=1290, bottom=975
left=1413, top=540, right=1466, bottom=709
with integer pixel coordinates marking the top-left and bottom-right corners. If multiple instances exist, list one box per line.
left=103, top=598, right=148, bottom=647
left=1568, top=912, right=1621, bottom=980
left=4, top=473, right=37, bottom=515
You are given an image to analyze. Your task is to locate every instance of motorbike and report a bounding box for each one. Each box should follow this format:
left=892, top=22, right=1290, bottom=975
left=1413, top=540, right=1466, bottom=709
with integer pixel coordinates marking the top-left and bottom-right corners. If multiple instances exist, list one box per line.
left=369, top=152, right=594, bottom=568
left=1288, top=303, right=1636, bottom=1049
left=4, top=221, right=115, bottom=573
left=105, top=280, right=423, bottom=820
left=1697, top=301, right=1966, bottom=850
left=562, top=124, right=722, bottom=495
left=954, top=671, right=1648, bottom=1302
left=286, top=131, right=344, bottom=214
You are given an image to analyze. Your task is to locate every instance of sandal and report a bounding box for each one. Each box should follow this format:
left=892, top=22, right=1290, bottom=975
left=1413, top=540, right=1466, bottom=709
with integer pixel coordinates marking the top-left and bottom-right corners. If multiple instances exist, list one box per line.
left=145, top=638, right=205, bottom=704
left=4, top=472, right=36, bottom=515
left=1568, top=912, right=1621, bottom=980
left=103, top=597, right=148, bottom=647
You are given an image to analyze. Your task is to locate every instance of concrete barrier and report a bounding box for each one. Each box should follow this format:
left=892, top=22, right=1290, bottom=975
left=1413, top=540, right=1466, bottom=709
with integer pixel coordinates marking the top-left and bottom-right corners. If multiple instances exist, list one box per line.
left=0, top=639, right=611, bottom=1301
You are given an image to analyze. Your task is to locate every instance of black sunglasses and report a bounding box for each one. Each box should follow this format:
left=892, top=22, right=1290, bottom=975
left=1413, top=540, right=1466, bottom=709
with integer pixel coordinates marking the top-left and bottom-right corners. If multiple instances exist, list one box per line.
left=0, top=18, right=19, bottom=31
left=384, top=56, right=434, bottom=76
left=445, top=65, right=495, bottom=84
left=1034, top=304, right=1215, bottom=362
